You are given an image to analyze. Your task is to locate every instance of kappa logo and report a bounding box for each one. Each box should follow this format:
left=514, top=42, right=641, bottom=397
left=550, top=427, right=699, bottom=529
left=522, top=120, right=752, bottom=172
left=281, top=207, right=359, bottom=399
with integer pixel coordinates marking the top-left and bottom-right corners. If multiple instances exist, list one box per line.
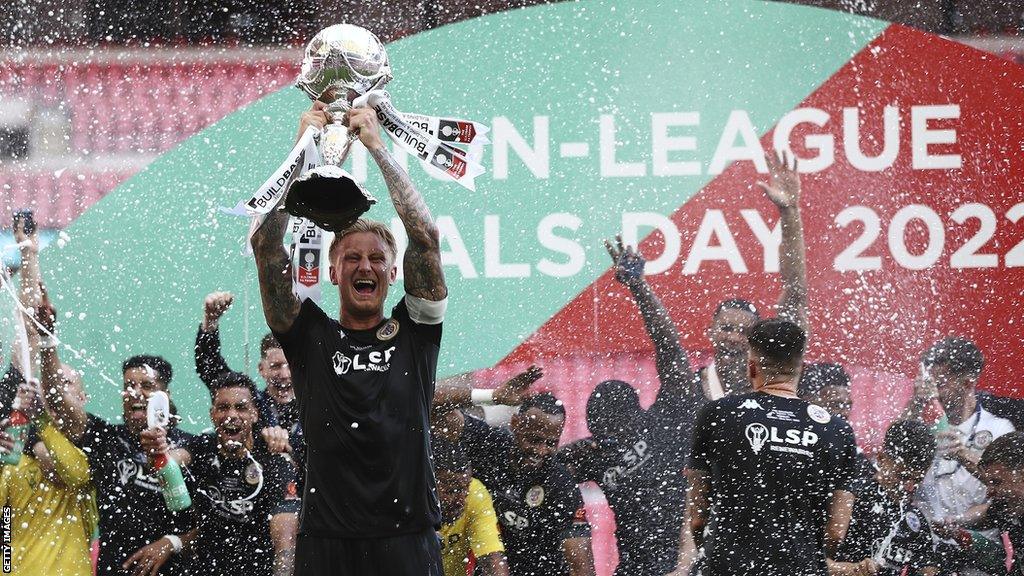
left=333, top=346, right=396, bottom=376
left=740, top=399, right=763, bottom=410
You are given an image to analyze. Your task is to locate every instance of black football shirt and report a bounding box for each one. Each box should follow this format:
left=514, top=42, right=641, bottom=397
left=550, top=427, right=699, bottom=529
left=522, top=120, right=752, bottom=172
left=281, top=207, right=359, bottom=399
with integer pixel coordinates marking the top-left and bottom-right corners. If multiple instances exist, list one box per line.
left=557, top=373, right=696, bottom=574
left=461, top=416, right=591, bottom=576
left=184, top=434, right=297, bottom=576
left=689, top=392, right=857, bottom=576
left=835, top=477, right=938, bottom=576
left=78, top=413, right=195, bottom=576
left=274, top=296, right=442, bottom=538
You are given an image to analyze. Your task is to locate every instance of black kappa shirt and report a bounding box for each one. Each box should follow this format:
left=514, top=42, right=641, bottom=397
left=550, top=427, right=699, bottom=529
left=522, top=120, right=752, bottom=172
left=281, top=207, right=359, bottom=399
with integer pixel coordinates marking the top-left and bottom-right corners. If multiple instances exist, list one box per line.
left=835, top=477, right=937, bottom=575
left=274, top=296, right=442, bottom=538
left=79, top=413, right=195, bottom=576
left=689, top=392, right=857, bottom=576
left=184, top=434, right=297, bottom=576
left=461, top=416, right=591, bottom=576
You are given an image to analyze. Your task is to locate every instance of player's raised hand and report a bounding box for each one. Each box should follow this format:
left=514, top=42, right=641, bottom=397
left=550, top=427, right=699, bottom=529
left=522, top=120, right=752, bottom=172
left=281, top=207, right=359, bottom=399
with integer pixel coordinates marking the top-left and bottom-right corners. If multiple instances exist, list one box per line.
left=494, top=365, right=544, bottom=406
left=202, top=291, right=234, bottom=332
left=604, top=235, right=645, bottom=287
left=757, top=150, right=801, bottom=211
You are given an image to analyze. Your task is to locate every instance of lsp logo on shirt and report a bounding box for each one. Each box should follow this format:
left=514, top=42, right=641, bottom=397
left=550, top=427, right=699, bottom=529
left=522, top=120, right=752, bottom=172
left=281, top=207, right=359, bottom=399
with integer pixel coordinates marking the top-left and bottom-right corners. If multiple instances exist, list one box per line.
left=332, top=346, right=396, bottom=375
left=745, top=423, right=819, bottom=455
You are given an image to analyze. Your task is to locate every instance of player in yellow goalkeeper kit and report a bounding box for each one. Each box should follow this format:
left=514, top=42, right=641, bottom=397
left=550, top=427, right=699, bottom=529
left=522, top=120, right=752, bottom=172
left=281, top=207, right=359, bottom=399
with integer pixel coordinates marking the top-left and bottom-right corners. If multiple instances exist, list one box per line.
left=0, top=381, right=98, bottom=576
left=435, top=437, right=507, bottom=576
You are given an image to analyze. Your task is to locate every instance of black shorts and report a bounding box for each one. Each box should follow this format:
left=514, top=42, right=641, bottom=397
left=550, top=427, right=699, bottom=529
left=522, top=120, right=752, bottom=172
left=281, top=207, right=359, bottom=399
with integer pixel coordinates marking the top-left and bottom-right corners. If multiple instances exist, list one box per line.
left=294, top=528, right=443, bottom=576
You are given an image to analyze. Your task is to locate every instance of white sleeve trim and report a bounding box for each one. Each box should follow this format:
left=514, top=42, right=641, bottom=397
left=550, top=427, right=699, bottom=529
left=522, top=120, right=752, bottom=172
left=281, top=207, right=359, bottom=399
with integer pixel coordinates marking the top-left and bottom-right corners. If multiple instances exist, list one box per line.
left=406, top=295, right=446, bottom=325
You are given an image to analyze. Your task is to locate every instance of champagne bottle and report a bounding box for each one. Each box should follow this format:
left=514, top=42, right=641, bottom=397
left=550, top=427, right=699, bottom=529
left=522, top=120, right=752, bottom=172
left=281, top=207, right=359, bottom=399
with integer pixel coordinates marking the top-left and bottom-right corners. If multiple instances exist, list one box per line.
left=152, top=452, right=192, bottom=511
left=919, top=363, right=951, bottom=434
left=147, top=391, right=191, bottom=511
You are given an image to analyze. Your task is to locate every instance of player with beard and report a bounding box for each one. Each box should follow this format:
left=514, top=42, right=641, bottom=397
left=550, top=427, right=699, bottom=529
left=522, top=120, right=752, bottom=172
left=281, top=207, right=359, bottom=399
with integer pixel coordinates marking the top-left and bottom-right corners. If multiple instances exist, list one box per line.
left=830, top=420, right=939, bottom=576
left=40, top=348, right=196, bottom=576
left=686, top=318, right=857, bottom=576
left=139, top=372, right=298, bottom=576
left=436, top=393, right=596, bottom=576
left=194, top=292, right=303, bottom=470
left=903, top=338, right=1015, bottom=537
left=433, top=435, right=508, bottom=576
left=251, top=101, right=447, bottom=575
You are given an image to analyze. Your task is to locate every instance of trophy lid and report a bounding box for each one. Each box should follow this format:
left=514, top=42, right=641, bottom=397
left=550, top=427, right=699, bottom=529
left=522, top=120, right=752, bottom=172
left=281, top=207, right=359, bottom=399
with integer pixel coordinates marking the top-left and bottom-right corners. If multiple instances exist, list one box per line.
left=297, top=24, right=392, bottom=103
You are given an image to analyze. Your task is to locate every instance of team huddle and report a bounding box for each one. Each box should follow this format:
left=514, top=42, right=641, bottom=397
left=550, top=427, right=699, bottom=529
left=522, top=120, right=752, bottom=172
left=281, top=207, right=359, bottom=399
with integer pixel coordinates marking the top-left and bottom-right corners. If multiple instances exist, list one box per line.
left=3, top=96, right=1024, bottom=576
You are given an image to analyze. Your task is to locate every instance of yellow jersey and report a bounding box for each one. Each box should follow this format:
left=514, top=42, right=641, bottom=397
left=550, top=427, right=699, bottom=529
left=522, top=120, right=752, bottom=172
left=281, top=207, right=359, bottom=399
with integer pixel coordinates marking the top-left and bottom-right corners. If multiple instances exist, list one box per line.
left=439, top=478, right=505, bottom=576
left=0, top=418, right=98, bottom=576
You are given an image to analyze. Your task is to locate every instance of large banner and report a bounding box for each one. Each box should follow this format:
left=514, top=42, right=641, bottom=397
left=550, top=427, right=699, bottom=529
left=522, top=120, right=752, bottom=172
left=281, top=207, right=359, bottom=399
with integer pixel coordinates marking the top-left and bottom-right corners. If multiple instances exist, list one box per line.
left=41, top=0, right=1023, bottom=456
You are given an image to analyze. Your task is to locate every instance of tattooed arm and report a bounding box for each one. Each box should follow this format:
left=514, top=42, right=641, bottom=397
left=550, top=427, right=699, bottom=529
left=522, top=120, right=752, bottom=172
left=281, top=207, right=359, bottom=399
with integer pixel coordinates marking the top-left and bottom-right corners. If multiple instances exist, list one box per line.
left=251, top=105, right=332, bottom=332
left=347, top=107, right=447, bottom=301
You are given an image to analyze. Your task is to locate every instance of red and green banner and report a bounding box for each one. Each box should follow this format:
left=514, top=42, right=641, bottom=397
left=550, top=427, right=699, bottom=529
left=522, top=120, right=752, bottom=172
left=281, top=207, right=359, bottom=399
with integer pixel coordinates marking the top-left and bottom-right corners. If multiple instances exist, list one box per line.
left=41, top=0, right=1023, bottom=455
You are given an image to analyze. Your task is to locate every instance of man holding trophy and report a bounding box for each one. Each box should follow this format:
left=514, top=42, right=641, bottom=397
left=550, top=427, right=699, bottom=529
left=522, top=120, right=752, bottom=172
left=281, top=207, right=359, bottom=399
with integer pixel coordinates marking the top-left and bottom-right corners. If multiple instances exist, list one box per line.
left=250, top=24, right=448, bottom=575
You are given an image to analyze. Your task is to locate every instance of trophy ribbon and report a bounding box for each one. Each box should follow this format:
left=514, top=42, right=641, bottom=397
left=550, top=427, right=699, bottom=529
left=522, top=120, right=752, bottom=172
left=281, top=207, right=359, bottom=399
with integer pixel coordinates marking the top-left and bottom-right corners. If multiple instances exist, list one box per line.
left=288, top=216, right=326, bottom=305
left=225, top=127, right=321, bottom=255
left=355, top=91, right=488, bottom=191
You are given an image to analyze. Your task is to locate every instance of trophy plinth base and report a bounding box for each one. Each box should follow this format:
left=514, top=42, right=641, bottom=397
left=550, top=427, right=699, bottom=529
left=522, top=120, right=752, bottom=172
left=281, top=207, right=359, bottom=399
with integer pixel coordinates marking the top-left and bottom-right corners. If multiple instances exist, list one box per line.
left=285, top=166, right=377, bottom=232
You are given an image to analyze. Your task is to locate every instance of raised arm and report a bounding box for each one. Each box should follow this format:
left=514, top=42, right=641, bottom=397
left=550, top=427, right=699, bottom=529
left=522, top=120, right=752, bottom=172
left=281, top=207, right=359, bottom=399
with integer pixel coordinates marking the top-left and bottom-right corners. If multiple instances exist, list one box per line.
left=251, top=106, right=330, bottom=333
left=14, top=217, right=42, bottom=375
left=433, top=366, right=543, bottom=413
left=346, top=107, right=446, bottom=301
left=195, top=291, right=234, bottom=386
left=36, top=293, right=87, bottom=441
left=757, top=151, right=808, bottom=335
left=38, top=413, right=92, bottom=490
left=605, top=236, right=695, bottom=397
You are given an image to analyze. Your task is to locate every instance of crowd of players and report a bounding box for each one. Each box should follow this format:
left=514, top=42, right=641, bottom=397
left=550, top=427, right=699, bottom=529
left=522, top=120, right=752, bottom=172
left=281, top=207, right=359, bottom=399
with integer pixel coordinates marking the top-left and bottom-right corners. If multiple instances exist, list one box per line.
left=4, top=131, right=1024, bottom=576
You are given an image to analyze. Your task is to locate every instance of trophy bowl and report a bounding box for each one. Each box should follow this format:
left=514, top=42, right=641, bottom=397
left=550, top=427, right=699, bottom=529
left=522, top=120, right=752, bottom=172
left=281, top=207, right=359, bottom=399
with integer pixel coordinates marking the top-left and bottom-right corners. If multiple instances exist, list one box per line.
left=287, top=24, right=392, bottom=231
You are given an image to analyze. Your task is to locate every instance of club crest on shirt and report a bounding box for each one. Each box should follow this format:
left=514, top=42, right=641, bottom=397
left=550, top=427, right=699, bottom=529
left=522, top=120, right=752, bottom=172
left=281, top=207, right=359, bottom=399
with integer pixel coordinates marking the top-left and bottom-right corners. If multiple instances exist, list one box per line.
left=525, top=485, right=545, bottom=508
left=807, top=404, right=831, bottom=424
left=245, top=461, right=263, bottom=486
left=905, top=511, right=921, bottom=532
left=973, top=430, right=994, bottom=450
left=376, top=319, right=400, bottom=341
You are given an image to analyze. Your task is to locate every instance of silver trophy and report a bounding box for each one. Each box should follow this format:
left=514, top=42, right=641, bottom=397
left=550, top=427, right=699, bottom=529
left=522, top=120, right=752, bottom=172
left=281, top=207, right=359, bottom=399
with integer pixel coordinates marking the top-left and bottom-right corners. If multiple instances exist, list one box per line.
left=286, top=24, right=393, bottom=231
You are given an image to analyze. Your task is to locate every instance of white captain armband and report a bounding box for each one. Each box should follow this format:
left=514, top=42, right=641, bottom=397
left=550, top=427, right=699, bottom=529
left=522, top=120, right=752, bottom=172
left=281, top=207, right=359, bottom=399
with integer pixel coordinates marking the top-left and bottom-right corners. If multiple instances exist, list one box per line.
left=406, top=295, right=446, bottom=325
left=470, top=389, right=495, bottom=406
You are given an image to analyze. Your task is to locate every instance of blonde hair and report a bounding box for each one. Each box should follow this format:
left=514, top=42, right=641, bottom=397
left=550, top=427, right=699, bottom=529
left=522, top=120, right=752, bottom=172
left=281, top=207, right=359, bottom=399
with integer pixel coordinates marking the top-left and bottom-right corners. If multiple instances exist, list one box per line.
left=328, top=218, right=398, bottom=262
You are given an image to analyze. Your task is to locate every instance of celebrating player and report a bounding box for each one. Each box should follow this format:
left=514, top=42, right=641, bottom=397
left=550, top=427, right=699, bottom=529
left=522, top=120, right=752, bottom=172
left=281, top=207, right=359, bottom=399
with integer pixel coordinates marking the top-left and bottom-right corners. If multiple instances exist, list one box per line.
left=251, top=101, right=447, bottom=575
